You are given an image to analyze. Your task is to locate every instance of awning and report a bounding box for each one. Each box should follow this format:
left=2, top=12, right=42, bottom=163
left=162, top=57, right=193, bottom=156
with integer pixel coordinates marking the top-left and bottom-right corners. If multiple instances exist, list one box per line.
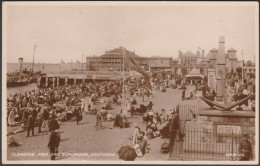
left=185, top=68, right=204, bottom=78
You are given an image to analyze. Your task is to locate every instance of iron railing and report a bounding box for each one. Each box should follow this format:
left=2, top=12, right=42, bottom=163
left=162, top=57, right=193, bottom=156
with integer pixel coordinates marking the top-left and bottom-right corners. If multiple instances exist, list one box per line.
left=170, top=129, right=255, bottom=161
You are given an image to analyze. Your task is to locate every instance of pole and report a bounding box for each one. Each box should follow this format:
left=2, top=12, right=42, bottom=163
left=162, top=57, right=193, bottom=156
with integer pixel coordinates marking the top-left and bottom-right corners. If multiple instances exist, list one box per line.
left=82, top=54, right=83, bottom=70
left=32, top=45, right=37, bottom=73
left=122, top=48, right=125, bottom=114
left=242, top=50, right=244, bottom=84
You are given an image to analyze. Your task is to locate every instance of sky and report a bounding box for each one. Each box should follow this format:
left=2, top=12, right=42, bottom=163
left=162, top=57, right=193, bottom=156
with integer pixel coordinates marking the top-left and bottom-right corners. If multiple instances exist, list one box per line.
left=4, top=2, right=258, bottom=63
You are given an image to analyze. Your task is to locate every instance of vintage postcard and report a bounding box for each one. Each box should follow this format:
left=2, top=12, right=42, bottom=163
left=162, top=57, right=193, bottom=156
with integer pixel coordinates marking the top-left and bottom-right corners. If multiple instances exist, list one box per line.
left=2, top=1, right=259, bottom=164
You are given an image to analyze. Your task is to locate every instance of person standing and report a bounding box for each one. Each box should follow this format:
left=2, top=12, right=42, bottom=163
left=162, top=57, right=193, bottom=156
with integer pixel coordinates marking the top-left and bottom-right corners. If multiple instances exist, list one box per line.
left=168, top=110, right=180, bottom=158
left=42, top=107, right=49, bottom=129
left=48, top=130, right=60, bottom=160
left=95, top=114, right=102, bottom=130
left=182, top=89, right=185, bottom=100
left=238, top=132, right=252, bottom=161
left=37, top=110, right=43, bottom=133
left=49, top=112, right=60, bottom=132
left=48, top=112, right=60, bottom=160
left=26, top=109, right=35, bottom=137
left=75, top=107, right=82, bottom=125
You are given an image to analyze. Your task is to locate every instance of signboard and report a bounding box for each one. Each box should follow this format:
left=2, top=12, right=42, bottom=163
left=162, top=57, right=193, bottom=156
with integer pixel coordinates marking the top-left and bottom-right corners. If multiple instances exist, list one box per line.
left=217, top=125, right=241, bottom=135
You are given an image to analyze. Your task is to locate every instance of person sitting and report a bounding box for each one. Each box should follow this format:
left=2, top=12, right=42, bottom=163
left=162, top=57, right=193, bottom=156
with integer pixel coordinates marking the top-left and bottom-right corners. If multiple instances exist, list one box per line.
left=161, top=87, right=167, bottom=92
left=159, top=121, right=171, bottom=139
left=143, top=112, right=149, bottom=123
left=160, top=109, right=166, bottom=123
left=135, top=134, right=148, bottom=156
left=130, top=106, right=135, bottom=118
left=100, top=107, right=108, bottom=121
left=122, top=116, right=130, bottom=128
left=190, top=91, right=193, bottom=99
left=65, top=107, right=73, bottom=121
left=106, top=113, right=113, bottom=122
left=114, top=113, right=122, bottom=127
left=146, top=126, right=154, bottom=140
left=146, top=101, right=153, bottom=110
left=136, top=104, right=146, bottom=114
left=131, top=98, right=137, bottom=105
left=154, top=112, right=161, bottom=124
left=113, top=95, right=118, bottom=104
left=151, top=123, right=158, bottom=132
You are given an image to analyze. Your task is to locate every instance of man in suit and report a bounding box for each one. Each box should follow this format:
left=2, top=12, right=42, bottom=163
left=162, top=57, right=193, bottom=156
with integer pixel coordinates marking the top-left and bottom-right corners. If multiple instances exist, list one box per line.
left=48, top=112, right=60, bottom=160
left=168, top=110, right=181, bottom=158
left=27, top=108, right=35, bottom=137
left=48, top=131, right=60, bottom=160
left=49, top=112, right=60, bottom=132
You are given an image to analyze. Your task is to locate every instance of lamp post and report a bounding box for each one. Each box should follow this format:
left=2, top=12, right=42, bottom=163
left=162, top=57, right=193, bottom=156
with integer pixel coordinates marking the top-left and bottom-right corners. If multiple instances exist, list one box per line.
left=32, top=45, right=37, bottom=73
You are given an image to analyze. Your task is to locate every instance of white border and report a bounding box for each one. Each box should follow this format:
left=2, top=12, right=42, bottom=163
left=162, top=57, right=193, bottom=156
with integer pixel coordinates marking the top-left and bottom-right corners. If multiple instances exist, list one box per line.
left=2, top=1, right=259, bottom=165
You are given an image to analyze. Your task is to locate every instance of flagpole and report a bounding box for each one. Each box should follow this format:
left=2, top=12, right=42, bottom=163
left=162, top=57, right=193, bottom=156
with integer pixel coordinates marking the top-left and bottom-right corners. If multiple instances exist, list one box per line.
left=32, top=45, right=37, bottom=73
left=242, top=50, right=244, bottom=84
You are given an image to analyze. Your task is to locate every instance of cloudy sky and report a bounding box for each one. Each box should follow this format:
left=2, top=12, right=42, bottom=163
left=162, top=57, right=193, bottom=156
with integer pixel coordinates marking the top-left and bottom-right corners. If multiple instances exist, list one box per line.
left=4, top=2, right=258, bottom=63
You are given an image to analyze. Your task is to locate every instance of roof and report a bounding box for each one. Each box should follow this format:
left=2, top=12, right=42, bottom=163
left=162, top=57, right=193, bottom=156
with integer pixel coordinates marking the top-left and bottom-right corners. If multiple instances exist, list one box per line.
left=245, top=60, right=255, bottom=66
left=185, top=68, right=204, bottom=78
left=204, top=53, right=213, bottom=60
left=210, top=48, right=218, bottom=52
left=101, top=47, right=140, bottom=58
left=150, top=56, right=172, bottom=59
left=227, top=48, right=236, bottom=52
left=181, top=51, right=198, bottom=57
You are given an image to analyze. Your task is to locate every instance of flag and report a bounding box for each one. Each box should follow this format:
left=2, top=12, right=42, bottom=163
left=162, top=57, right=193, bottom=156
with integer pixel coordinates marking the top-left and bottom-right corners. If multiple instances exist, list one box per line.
left=61, top=59, right=65, bottom=64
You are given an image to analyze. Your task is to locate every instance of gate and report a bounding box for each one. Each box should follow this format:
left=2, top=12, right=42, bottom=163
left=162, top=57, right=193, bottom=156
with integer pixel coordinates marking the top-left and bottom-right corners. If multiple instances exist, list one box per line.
left=171, top=129, right=255, bottom=160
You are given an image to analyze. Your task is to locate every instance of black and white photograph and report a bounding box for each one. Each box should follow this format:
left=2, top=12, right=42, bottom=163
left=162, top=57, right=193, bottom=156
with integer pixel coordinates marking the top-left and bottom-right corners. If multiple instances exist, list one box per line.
left=2, top=1, right=259, bottom=164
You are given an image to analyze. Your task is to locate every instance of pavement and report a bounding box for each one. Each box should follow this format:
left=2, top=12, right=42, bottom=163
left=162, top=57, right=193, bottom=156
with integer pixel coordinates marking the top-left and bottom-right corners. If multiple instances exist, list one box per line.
left=7, top=87, right=199, bottom=161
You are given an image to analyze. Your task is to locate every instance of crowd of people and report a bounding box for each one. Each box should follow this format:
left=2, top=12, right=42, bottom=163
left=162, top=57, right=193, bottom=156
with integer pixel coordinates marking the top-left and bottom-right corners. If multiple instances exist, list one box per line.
left=6, top=70, right=255, bottom=161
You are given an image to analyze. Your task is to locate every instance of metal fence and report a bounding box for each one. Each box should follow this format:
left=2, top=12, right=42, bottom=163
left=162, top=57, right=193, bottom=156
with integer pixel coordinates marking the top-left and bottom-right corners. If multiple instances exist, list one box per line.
left=171, top=128, right=255, bottom=161
left=179, top=103, right=198, bottom=121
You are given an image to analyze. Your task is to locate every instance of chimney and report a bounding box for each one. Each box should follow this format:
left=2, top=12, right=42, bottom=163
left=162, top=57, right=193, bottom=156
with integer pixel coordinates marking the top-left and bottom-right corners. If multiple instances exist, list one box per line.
left=18, top=57, right=23, bottom=73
